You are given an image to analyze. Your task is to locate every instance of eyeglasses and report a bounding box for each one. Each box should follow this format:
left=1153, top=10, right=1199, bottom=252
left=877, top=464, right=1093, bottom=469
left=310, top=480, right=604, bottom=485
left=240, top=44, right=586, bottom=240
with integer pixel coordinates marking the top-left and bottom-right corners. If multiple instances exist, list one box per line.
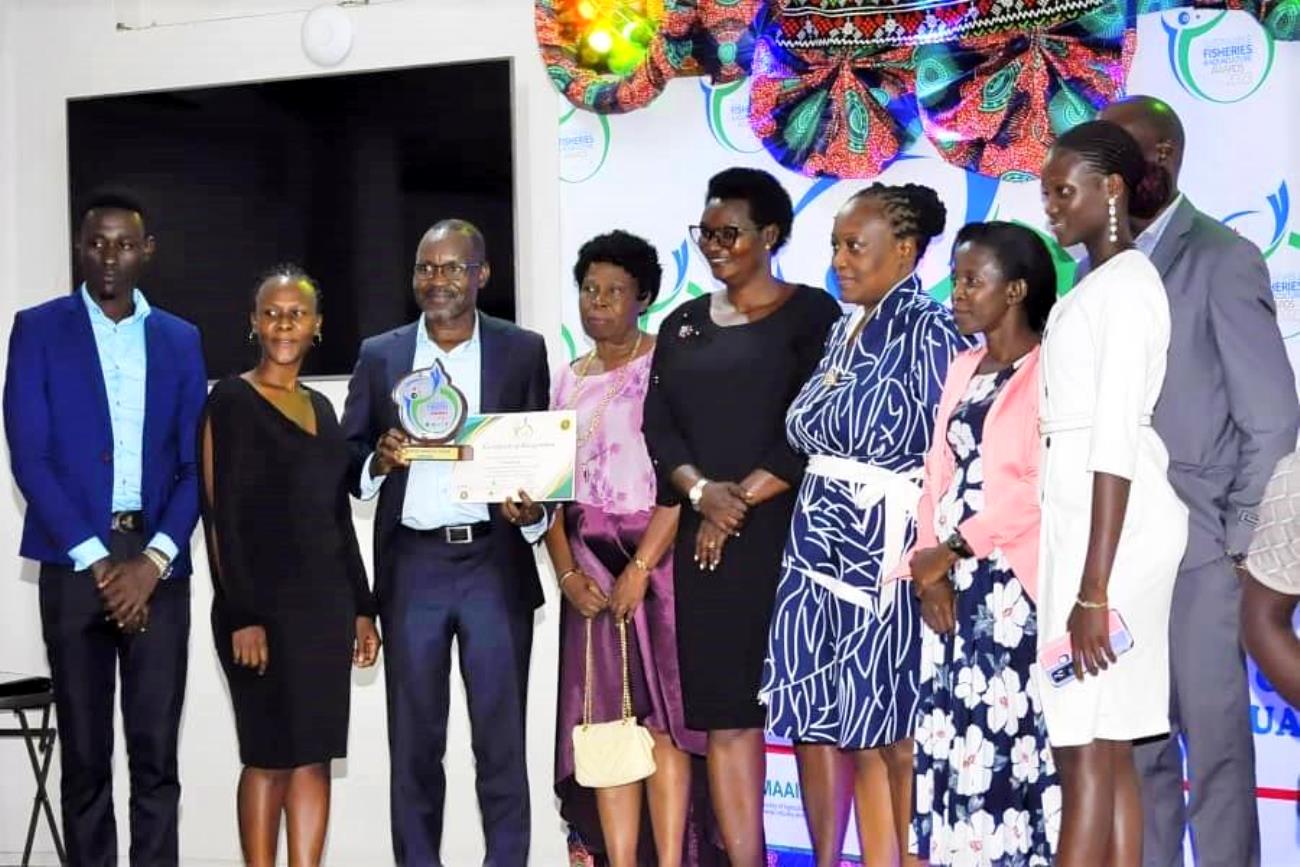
left=413, top=261, right=483, bottom=280
left=689, top=224, right=753, bottom=249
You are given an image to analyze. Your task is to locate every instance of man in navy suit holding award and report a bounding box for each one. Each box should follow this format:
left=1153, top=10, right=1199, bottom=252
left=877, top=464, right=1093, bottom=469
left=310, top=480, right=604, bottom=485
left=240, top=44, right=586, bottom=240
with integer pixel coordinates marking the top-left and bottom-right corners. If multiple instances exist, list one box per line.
left=3, top=192, right=207, bottom=866
left=341, top=219, right=550, bottom=866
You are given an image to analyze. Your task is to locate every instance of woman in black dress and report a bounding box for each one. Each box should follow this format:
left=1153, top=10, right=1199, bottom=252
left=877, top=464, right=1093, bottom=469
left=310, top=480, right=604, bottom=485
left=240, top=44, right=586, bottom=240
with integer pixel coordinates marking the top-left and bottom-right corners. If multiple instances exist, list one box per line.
left=200, top=265, right=380, bottom=867
left=643, top=167, right=841, bottom=865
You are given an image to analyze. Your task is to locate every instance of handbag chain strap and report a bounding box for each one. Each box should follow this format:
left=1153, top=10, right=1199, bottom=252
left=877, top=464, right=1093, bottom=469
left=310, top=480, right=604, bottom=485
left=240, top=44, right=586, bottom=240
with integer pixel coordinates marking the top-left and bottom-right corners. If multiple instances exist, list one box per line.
left=582, top=616, right=632, bottom=728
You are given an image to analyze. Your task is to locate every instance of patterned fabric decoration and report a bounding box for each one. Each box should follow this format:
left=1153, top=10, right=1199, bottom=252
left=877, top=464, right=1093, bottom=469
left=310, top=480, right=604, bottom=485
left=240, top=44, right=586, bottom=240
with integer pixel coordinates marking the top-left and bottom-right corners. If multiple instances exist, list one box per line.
left=1229, top=0, right=1300, bottom=37
left=695, top=0, right=765, bottom=81
left=749, top=37, right=920, bottom=177
left=913, top=0, right=1136, bottom=178
left=536, top=0, right=701, bottom=113
left=773, top=0, right=1113, bottom=49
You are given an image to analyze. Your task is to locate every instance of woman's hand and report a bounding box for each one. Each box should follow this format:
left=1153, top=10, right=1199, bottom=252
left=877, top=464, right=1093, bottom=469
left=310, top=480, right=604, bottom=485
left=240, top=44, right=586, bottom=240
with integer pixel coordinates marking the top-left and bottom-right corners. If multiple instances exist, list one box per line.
left=918, top=579, right=957, bottom=635
left=232, top=625, right=269, bottom=676
left=694, top=521, right=729, bottom=572
left=503, top=490, right=545, bottom=526
left=609, top=564, right=650, bottom=620
left=697, top=482, right=750, bottom=535
left=561, top=571, right=608, bottom=618
left=1067, top=602, right=1115, bottom=680
left=910, top=545, right=959, bottom=595
left=354, top=616, right=381, bottom=668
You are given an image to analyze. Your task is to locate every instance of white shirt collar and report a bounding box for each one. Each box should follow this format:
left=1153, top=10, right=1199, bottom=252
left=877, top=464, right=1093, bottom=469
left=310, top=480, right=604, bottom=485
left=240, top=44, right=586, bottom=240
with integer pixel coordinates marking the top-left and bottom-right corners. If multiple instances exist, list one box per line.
left=415, top=311, right=480, bottom=355
left=1135, top=193, right=1186, bottom=257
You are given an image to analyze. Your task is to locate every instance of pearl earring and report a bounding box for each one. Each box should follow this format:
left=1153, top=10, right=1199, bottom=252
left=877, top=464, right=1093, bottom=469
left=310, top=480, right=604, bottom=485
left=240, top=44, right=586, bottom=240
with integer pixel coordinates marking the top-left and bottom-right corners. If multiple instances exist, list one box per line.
left=1107, top=195, right=1119, bottom=244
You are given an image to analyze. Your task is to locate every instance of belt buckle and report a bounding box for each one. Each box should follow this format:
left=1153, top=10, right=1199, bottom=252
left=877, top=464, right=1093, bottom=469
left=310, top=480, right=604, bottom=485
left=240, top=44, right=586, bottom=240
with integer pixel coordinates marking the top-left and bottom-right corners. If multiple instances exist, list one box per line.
left=444, top=525, right=473, bottom=545
left=111, top=512, right=138, bottom=533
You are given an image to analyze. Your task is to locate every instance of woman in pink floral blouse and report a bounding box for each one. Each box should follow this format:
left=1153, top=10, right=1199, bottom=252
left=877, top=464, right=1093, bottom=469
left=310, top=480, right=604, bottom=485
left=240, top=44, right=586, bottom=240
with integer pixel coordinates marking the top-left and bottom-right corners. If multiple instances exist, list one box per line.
left=546, top=231, right=719, bottom=867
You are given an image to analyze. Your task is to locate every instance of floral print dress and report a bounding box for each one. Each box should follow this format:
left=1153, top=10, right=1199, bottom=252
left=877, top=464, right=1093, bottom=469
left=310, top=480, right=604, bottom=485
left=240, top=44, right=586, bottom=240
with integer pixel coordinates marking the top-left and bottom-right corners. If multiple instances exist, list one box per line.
left=912, top=365, right=1061, bottom=867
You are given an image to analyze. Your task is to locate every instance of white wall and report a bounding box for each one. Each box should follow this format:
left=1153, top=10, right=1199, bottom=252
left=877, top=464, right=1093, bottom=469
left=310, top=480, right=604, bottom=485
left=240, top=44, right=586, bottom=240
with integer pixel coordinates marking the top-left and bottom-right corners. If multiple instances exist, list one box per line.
left=0, top=0, right=566, bottom=863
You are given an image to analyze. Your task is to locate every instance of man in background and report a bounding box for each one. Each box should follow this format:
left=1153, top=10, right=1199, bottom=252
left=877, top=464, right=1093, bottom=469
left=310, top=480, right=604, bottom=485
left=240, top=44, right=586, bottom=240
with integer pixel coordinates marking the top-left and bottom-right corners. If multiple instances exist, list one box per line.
left=1100, top=96, right=1300, bottom=867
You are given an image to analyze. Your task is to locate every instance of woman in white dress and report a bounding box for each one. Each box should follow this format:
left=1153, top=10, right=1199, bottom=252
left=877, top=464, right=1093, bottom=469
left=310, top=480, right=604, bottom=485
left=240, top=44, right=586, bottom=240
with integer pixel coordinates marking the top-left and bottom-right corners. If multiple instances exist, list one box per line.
left=1037, top=120, right=1189, bottom=866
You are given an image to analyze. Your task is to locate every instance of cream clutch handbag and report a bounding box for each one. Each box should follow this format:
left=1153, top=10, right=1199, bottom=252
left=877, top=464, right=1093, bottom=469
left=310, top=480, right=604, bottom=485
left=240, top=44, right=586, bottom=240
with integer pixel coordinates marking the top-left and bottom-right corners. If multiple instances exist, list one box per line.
left=571, top=616, right=656, bottom=789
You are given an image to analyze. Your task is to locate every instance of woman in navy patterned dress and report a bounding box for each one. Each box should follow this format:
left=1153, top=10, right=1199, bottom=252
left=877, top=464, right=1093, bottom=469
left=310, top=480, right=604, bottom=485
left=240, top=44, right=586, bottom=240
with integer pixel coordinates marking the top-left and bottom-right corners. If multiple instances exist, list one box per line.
left=760, top=184, right=971, bottom=866
left=907, top=223, right=1062, bottom=865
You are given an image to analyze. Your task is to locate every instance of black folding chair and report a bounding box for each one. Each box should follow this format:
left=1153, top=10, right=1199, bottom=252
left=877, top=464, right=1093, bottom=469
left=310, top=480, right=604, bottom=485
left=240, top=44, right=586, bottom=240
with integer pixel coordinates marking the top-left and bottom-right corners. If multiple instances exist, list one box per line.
left=0, top=673, right=66, bottom=866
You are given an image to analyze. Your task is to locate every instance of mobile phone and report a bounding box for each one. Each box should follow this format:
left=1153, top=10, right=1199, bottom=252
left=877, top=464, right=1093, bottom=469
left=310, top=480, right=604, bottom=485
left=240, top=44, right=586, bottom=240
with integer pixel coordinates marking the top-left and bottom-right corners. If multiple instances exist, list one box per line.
left=1038, top=609, right=1134, bottom=688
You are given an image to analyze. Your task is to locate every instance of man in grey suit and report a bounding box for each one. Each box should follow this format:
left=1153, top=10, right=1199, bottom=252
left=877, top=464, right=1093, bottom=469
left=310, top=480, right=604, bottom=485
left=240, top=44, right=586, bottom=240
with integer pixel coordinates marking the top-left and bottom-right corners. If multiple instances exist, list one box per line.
left=1099, top=96, right=1299, bottom=867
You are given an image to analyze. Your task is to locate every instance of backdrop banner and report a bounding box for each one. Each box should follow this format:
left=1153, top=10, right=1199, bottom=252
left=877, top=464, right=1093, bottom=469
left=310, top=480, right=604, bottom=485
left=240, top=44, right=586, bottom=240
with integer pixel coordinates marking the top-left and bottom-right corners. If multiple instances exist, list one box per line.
left=557, top=9, right=1300, bottom=864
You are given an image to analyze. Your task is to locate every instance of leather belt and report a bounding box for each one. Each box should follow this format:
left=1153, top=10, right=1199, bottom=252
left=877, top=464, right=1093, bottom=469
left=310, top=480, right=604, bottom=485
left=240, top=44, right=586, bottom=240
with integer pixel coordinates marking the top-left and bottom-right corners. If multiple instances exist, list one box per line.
left=110, top=511, right=144, bottom=534
left=403, top=521, right=492, bottom=545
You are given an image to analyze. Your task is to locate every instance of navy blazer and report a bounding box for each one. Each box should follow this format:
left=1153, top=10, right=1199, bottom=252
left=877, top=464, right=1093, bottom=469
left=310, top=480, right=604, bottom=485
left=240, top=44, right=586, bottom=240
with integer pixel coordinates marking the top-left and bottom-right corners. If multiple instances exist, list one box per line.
left=3, top=294, right=207, bottom=576
left=340, top=313, right=551, bottom=609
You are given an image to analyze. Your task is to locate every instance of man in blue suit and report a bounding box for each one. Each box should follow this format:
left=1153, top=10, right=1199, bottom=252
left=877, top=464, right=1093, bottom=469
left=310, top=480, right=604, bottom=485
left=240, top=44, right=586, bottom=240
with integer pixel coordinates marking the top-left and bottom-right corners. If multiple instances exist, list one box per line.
left=3, top=192, right=207, bottom=866
left=341, top=219, right=549, bottom=866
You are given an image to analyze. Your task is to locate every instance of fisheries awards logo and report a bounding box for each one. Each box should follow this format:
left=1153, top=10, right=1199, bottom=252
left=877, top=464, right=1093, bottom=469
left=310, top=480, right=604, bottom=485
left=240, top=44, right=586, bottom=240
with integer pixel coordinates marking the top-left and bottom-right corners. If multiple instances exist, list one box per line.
left=1221, top=182, right=1300, bottom=340
left=559, top=104, right=612, bottom=184
left=700, top=79, right=764, bottom=155
left=1163, top=9, right=1275, bottom=104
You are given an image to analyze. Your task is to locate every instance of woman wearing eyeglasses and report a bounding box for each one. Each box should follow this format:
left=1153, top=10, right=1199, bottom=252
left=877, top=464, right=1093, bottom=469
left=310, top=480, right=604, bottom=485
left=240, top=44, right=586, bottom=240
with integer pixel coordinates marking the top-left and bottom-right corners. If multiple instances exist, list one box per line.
left=643, top=167, right=841, bottom=865
left=760, top=184, right=971, bottom=867
left=546, top=231, right=719, bottom=867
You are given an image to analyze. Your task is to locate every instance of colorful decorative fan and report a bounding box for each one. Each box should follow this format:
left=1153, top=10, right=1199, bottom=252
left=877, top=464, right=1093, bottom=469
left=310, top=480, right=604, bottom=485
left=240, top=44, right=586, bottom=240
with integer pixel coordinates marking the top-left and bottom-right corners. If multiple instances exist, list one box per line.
left=695, top=0, right=765, bottom=81
left=913, top=0, right=1135, bottom=178
left=536, top=0, right=701, bottom=113
left=750, top=39, right=920, bottom=176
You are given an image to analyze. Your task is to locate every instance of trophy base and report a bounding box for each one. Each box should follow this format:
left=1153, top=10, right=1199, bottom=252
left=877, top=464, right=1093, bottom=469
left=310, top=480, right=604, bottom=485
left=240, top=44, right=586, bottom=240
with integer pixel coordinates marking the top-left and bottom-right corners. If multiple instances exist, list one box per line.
left=401, top=444, right=473, bottom=462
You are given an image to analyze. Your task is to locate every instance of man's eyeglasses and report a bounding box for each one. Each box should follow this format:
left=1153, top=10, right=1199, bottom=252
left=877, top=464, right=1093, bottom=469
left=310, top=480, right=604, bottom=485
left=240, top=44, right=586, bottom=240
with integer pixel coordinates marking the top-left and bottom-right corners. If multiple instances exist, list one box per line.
left=413, top=261, right=483, bottom=280
left=689, top=224, right=752, bottom=249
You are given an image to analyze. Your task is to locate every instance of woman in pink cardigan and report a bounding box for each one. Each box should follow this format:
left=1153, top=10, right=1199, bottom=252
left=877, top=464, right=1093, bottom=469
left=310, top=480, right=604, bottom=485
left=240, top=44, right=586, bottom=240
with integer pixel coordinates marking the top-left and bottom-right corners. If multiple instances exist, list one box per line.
left=904, top=222, right=1062, bottom=865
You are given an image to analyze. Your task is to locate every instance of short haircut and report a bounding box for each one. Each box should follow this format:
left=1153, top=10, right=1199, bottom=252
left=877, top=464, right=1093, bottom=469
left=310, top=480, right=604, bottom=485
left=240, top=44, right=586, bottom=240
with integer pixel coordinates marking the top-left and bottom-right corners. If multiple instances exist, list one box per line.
left=252, top=262, right=320, bottom=310
left=705, top=167, right=795, bottom=252
left=424, top=218, right=487, bottom=261
left=573, top=230, right=663, bottom=307
left=78, top=188, right=148, bottom=231
left=851, top=183, right=948, bottom=259
left=953, top=221, right=1058, bottom=334
left=1051, top=120, right=1164, bottom=220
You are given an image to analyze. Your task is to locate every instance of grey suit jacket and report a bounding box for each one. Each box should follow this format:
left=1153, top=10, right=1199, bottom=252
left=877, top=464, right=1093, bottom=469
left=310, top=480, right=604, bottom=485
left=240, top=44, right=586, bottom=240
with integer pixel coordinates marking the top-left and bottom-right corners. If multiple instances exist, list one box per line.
left=1142, top=198, right=1298, bottom=568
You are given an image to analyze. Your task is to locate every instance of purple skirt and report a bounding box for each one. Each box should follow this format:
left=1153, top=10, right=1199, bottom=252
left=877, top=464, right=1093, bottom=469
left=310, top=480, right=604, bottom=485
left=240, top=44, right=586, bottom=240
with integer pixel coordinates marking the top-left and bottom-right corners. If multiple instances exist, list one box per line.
left=554, top=503, right=722, bottom=865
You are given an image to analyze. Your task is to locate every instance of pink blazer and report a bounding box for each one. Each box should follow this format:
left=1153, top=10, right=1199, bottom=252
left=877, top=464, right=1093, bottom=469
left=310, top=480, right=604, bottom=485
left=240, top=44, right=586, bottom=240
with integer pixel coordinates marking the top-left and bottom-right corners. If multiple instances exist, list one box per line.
left=901, top=345, right=1043, bottom=601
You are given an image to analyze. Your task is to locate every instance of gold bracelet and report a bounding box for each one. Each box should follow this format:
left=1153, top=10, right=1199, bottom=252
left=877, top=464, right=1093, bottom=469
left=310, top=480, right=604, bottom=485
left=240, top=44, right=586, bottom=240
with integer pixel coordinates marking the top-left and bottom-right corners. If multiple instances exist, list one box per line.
left=1075, top=596, right=1108, bottom=610
left=558, top=568, right=580, bottom=588
left=632, top=556, right=652, bottom=576
left=141, top=547, right=170, bottom=578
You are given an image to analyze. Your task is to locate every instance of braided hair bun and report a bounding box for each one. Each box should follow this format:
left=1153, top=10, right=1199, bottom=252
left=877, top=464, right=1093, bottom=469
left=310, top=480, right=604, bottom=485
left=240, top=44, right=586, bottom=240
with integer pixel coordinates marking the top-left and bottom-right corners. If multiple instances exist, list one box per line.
left=1052, top=120, right=1165, bottom=220
left=854, top=183, right=948, bottom=259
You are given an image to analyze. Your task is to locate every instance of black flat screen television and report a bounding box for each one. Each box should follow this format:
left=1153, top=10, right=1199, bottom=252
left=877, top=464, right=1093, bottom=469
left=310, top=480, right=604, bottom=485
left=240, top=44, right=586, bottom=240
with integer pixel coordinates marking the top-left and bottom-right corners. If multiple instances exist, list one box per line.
left=67, top=59, right=516, bottom=379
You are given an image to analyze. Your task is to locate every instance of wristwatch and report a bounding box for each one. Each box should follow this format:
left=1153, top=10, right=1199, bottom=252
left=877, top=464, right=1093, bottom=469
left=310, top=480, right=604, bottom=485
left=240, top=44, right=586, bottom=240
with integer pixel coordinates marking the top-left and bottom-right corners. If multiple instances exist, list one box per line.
left=943, top=531, right=973, bottom=559
left=688, top=478, right=710, bottom=511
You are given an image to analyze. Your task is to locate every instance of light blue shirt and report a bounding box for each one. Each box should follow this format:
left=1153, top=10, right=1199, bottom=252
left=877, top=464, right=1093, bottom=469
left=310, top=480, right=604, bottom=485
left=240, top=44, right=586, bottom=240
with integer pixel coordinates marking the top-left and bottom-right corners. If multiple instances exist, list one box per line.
left=67, top=286, right=178, bottom=572
left=360, top=315, right=546, bottom=541
left=1135, top=193, right=1185, bottom=259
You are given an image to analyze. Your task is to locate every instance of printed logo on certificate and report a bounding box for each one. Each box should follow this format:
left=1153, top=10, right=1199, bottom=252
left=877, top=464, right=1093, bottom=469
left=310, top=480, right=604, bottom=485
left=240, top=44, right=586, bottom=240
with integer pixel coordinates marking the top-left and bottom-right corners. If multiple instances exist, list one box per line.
left=449, top=410, right=577, bottom=503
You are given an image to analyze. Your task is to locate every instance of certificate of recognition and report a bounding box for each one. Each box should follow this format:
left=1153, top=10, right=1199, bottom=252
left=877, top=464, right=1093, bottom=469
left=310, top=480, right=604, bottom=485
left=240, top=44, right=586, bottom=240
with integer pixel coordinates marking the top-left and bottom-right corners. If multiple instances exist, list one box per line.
left=449, top=410, right=577, bottom=503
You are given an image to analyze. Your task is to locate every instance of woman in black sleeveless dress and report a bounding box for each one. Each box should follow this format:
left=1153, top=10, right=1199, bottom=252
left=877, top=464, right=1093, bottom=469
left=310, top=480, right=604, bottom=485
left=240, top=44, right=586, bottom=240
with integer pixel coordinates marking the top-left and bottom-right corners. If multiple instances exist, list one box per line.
left=200, top=265, right=380, bottom=867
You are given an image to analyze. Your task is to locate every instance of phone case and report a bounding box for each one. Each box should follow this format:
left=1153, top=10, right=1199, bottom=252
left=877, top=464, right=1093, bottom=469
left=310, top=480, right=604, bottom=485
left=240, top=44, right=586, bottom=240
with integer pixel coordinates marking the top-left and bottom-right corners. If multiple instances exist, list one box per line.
left=1038, top=609, right=1134, bottom=688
